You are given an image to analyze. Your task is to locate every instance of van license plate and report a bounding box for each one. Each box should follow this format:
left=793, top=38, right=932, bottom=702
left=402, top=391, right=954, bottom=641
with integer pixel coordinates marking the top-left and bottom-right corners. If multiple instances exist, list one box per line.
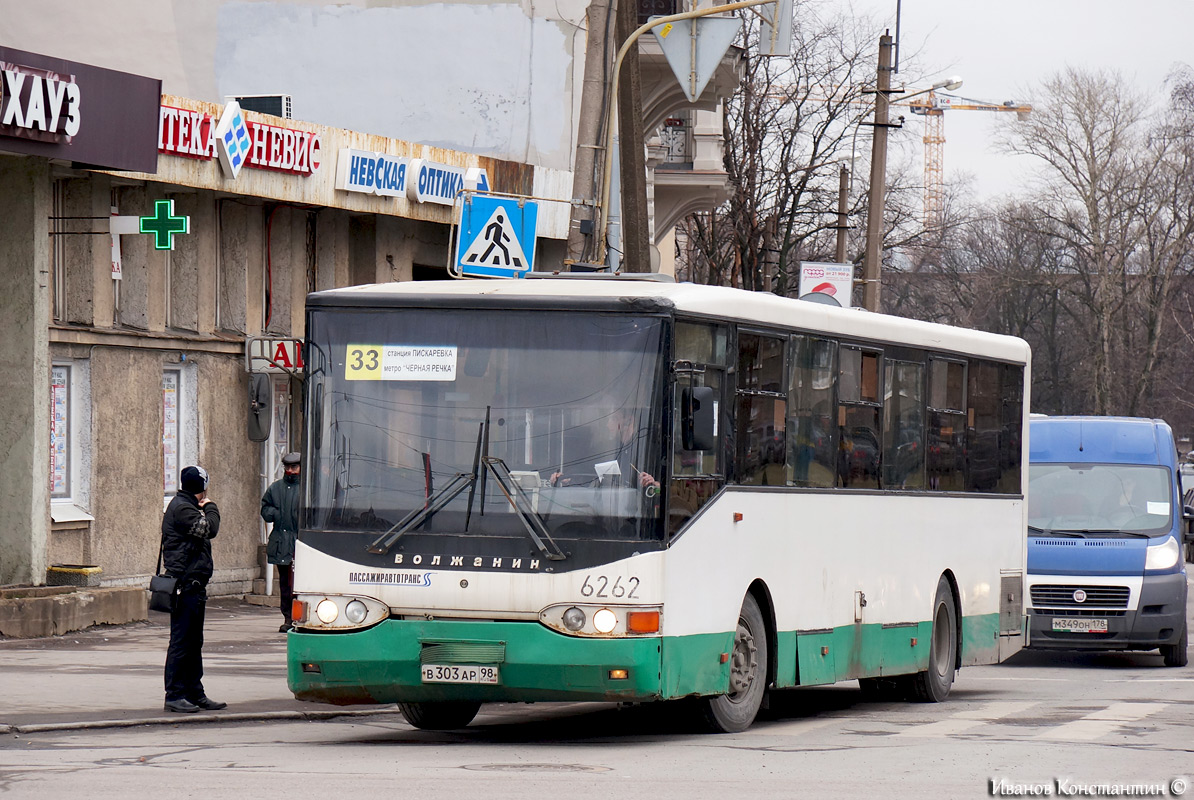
left=421, top=664, right=499, bottom=684
left=1052, top=618, right=1108, bottom=633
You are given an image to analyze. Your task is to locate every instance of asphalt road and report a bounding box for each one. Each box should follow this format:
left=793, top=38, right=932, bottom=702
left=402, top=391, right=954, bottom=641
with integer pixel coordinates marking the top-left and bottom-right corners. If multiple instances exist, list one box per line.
left=2, top=645, right=1190, bottom=799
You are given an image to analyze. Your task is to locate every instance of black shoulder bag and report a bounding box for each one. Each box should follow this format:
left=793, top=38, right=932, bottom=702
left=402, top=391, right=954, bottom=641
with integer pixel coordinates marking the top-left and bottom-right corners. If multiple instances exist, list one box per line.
left=149, top=538, right=178, bottom=613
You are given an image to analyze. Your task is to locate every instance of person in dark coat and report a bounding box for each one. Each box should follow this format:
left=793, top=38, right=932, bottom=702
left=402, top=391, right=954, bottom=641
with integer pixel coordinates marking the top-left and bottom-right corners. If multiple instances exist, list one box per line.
left=161, top=465, right=226, bottom=713
left=261, top=452, right=300, bottom=633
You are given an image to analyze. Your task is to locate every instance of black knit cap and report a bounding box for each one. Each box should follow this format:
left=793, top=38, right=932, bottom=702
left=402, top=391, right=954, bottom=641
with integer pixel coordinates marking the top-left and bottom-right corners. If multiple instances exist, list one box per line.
left=180, top=465, right=209, bottom=493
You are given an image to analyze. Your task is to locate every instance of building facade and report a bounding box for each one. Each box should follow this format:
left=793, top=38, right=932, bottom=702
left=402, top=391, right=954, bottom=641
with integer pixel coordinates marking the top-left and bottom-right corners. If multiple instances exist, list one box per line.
left=1, top=0, right=743, bottom=594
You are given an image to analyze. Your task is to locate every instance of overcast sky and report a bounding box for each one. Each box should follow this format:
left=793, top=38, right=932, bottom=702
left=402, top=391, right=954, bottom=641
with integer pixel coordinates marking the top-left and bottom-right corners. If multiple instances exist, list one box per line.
left=844, top=0, right=1194, bottom=202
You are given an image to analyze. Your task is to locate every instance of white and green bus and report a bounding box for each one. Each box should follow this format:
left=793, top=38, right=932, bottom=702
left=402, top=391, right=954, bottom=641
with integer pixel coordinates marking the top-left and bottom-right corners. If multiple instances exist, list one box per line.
left=288, top=275, right=1030, bottom=732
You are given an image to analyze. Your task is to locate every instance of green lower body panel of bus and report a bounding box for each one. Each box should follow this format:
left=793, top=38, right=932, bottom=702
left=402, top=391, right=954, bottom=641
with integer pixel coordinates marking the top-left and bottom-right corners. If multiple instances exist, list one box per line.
left=287, top=612, right=1008, bottom=706
left=288, top=618, right=672, bottom=705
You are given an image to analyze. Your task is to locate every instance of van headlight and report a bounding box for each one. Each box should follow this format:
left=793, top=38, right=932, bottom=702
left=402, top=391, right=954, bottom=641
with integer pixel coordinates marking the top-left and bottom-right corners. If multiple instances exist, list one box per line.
left=1145, top=537, right=1180, bottom=571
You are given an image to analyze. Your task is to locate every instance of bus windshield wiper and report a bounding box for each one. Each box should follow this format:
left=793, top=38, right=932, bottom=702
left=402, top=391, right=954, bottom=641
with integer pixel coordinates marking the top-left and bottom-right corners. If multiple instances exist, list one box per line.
left=366, top=472, right=475, bottom=555
left=1029, top=526, right=1085, bottom=538
left=1050, top=528, right=1151, bottom=538
left=484, top=456, right=567, bottom=561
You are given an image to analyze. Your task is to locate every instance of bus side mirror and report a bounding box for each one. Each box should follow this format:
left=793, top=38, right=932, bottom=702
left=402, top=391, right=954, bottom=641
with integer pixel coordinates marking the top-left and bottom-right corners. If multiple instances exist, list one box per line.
left=681, top=386, right=716, bottom=451
left=248, top=374, right=272, bottom=442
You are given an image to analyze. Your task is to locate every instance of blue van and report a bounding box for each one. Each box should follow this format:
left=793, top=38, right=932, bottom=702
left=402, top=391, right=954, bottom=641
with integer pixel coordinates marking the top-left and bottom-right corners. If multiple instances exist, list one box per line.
left=1026, top=416, right=1189, bottom=666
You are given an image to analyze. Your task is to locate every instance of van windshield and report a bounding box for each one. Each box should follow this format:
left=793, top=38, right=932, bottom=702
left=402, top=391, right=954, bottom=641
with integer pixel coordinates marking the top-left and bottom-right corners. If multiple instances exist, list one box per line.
left=1028, top=463, right=1173, bottom=535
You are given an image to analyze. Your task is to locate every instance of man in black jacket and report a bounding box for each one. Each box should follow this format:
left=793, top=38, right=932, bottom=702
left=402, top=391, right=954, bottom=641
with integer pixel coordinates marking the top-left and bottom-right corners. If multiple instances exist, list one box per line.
left=261, top=452, right=300, bottom=632
left=161, top=465, right=226, bottom=713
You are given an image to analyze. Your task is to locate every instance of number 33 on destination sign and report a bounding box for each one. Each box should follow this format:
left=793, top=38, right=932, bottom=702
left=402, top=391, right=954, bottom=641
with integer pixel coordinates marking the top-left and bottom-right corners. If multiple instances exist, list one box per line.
left=345, top=345, right=382, bottom=380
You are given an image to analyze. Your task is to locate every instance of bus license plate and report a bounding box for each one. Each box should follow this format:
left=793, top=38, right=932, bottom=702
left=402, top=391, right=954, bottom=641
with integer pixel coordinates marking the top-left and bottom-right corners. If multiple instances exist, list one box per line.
left=421, top=664, right=500, bottom=684
left=1052, top=618, right=1108, bottom=633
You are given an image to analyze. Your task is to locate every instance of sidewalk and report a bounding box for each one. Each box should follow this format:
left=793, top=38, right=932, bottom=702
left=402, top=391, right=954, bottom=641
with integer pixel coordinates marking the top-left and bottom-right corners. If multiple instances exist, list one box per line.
left=0, top=598, right=398, bottom=733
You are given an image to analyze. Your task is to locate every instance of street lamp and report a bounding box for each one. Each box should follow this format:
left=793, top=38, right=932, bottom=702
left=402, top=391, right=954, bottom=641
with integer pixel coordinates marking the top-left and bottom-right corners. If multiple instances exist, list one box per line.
left=861, top=38, right=964, bottom=312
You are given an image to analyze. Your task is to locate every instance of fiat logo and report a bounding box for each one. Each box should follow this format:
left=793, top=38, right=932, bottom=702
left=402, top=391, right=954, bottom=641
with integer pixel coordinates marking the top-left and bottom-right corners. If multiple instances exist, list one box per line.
left=1073, top=589, right=1087, bottom=603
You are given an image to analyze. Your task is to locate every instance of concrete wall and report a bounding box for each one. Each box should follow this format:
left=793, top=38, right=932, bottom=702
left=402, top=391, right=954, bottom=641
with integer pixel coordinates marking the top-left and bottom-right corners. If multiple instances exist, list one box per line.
left=0, top=157, right=50, bottom=586
left=0, top=0, right=588, bottom=171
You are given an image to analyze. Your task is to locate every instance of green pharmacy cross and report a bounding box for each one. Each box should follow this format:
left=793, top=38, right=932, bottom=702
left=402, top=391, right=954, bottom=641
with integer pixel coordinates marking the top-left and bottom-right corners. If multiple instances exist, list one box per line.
left=140, top=199, right=190, bottom=250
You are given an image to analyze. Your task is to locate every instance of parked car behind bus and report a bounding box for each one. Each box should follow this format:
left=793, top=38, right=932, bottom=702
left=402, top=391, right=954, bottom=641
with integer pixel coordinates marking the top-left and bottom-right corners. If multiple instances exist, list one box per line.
left=1026, top=416, right=1189, bottom=666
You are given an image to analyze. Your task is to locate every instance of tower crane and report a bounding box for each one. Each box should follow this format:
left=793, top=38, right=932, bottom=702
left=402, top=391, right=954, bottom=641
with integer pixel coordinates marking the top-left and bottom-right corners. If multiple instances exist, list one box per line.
left=899, top=91, right=1032, bottom=228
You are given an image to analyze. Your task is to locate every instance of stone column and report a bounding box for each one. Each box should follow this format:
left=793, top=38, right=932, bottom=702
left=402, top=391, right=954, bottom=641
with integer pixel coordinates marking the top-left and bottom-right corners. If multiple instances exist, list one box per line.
left=0, top=156, right=51, bottom=586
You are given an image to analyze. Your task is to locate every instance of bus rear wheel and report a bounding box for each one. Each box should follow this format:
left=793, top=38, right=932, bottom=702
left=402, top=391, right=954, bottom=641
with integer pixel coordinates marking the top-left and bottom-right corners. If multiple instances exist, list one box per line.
left=698, top=594, right=768, bottom=733
left=398, top=700, right=482, bottom=730
left=909, top=576, right=958, bottom=703
left=1161, top=624, right=1188, bottom=668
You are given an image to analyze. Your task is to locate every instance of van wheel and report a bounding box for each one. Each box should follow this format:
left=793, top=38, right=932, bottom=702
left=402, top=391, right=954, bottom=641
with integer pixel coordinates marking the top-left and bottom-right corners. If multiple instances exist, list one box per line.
left=697, top=594, right=768, bottom=733
left=909, top=576, right=958, bottom=703
left=398, top=701, right=482, bottom=730
left=1161, top=624, right=1188, bottom=668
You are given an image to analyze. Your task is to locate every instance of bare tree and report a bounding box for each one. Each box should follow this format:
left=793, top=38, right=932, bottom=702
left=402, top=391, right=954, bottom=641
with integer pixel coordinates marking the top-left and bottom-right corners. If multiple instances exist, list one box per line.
left=676, top=4, right=905, bottom=297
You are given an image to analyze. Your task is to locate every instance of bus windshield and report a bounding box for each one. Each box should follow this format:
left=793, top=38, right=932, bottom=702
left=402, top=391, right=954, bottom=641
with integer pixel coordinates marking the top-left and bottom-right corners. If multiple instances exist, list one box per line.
left=305, top=308, right=667, bottom=543
left=1027, top=463, right=1173, bottom=535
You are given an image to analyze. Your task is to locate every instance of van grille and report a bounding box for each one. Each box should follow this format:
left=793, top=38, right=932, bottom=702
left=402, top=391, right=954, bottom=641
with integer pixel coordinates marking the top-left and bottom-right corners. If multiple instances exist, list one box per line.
left=1030, top=585, right=1130, bottom=608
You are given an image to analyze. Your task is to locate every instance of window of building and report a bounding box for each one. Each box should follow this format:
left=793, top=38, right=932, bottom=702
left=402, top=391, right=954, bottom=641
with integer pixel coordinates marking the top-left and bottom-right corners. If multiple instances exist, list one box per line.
left=788, top=335, right=838, bottom=488
left=51, top=180, right=67, bottom=323
left=163, top=370, right=181, bottom=495
left=49, top=360, right=93, bottom=522
left=50, top=365, right=71, bottom=499
left=735, top=332, right=787, bottom=486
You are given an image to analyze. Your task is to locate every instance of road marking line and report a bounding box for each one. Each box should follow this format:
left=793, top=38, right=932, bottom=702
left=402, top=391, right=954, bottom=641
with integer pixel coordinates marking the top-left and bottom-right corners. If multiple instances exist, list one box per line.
left=899, top=701, right=1036, bottom=737
left=1034, top=702, right=1167, bottom=740
left=748, top=716, right=843, bottom=737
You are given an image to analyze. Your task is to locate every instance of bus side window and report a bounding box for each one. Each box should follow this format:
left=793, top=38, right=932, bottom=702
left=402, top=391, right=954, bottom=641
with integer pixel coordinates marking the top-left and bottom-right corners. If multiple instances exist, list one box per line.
left=882, top=360, right=926, bottom=490
left=967, top=360, right=1002, bottom=492
left=789, top=335, right=837, bottom=488
left=927, top=358, right=967, bottom=492
left=735, top=332, right=786, bottom=486
left=670, top=322, right=729, bottom=536
left=838, top=347, right=881, bottom=489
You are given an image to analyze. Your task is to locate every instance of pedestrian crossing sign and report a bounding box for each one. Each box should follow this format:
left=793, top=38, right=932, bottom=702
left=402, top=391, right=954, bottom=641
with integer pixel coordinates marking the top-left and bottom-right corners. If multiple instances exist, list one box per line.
left=454, top=194, right=538, bottom=278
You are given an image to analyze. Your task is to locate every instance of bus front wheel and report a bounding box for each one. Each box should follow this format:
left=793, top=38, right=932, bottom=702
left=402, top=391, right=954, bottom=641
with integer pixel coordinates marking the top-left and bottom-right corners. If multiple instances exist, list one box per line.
left=698, top=594, right=769, bottom=733
left=398, top=700, right=482, bottom=730
left=909, top=576, right=958, bottom=703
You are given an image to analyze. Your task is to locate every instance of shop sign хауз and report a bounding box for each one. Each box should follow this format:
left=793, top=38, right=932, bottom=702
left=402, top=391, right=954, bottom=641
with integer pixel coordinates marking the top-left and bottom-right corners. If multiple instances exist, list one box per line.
left=0, top=45, right=160, bottom=173
left=158, top=102, right=322, bottom=177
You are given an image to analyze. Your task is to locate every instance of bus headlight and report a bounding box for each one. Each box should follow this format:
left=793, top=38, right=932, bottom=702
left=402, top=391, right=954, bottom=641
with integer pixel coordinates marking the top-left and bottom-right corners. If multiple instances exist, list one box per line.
left=539, top=603, right=663, bottom=637
left=562, top=607, right=587, bottom=631
left=593, top=608, right=618, bottom=633
left=294, top=594, right=389, bottom=631
left=1145, top=537, right=1180, bottom=571
left=344, top=599, right=369, bottom=625
left=316, top=599, right=339, bottom=624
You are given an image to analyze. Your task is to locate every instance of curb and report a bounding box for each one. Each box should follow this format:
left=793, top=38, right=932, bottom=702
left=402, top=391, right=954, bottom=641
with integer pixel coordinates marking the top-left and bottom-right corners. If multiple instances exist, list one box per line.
left=3, top=705, right=402, bottom=734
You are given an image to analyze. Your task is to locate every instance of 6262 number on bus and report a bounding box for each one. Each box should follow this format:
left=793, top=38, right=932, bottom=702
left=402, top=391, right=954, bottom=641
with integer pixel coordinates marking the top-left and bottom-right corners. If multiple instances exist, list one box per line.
left=580, top=574, right=641, bottom=599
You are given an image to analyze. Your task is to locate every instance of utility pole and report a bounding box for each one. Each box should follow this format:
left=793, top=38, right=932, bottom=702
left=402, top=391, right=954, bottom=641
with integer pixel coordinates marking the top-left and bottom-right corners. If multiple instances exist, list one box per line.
left=862, top=32, right=894, bottom=313
left=835, top=164, right=849, bottom=264
left=615, top=0, right=650, bottom=273
left=565, top=0, right=613, bottom=266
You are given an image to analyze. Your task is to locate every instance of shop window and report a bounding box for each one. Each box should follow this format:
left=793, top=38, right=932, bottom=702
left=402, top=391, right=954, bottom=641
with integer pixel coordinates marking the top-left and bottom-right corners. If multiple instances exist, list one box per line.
left=50, top=366, right=72, bottom=500
left=49, top=361, right=93, bottom=523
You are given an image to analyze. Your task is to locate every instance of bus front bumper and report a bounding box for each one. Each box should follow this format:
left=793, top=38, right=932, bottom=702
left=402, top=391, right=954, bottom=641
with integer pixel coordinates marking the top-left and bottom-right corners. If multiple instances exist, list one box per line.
left=1026, top=572, right=1188, bottom=651
left=287, top=617, right=664, bottom=706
